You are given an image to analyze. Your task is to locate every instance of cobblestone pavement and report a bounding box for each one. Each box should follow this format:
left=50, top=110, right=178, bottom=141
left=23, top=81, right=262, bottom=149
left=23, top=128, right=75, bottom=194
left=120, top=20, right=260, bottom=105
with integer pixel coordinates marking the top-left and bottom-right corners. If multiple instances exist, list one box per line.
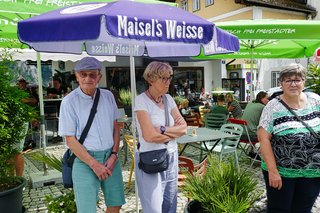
left=22, top=141, right=320, bottom=213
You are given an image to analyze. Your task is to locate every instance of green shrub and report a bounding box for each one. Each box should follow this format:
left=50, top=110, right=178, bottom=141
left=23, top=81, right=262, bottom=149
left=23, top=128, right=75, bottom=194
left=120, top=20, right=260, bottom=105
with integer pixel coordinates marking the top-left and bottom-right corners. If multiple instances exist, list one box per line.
left=119, top=88, right=132, bottom=106
left=182, top=156, right=262, bottom=213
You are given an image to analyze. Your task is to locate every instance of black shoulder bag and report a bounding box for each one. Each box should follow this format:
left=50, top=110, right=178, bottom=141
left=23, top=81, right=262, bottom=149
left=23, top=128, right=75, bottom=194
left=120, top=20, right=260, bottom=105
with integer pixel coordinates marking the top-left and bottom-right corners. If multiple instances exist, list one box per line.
left=62, top=88, right=100, bottom=188
left=138, top=95, right=170, bottom=174
left=279, top=98, right=318, bottom=138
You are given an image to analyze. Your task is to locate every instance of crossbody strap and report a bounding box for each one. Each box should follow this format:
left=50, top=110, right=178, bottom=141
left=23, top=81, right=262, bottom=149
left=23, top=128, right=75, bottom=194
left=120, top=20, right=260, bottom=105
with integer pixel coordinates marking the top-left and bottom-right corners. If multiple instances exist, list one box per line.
left=78, top=88, right=100, bottom=144
left=279, top=98, right=318, bottom=138
left=163, top=95, right=169, bottom=126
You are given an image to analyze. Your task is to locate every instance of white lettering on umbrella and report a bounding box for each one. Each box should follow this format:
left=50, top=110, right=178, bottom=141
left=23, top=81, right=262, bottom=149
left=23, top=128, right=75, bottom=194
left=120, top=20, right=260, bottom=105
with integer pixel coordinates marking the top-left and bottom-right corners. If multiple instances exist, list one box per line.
left=118, top=15, right=162, bottom=37
left=117, top=15, right=204, bottom=41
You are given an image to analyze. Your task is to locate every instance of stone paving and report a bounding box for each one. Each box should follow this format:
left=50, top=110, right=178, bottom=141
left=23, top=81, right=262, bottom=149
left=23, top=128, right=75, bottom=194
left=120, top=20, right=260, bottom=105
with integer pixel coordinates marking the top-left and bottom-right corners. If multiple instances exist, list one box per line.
left=22, top=140, right=320, bottom=213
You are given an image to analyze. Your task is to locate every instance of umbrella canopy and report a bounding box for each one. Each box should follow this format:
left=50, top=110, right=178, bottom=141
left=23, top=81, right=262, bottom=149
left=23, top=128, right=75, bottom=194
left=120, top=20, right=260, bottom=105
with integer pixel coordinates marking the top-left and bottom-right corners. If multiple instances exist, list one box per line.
left=195, top=19, right=320, bottom=59
left=17, top=0, right=239, bottom=202
left=0, top=0, right=176, bottom=48
left=193, top=19, right=320, bottom=99
left=18, top=1, right=239, bottom=57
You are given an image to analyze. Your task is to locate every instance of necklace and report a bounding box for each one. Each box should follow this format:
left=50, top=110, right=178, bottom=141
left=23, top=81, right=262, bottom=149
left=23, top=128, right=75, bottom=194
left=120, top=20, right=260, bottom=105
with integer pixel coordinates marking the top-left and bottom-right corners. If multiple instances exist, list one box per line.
left=147, top=89, right=162, bottom=104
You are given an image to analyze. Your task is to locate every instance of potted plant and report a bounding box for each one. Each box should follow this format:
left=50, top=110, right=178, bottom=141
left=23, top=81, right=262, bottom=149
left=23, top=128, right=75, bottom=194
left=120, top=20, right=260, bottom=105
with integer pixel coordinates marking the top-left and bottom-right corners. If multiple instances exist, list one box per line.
left=182, top=156, right=262, bottom=213
left=30, top=152, right=76, bottom=212
left=119, top=88, right=132, bottom=117
left=307, top=63, right=320, bottom=95
left=0, top=51, right=37, bottom=213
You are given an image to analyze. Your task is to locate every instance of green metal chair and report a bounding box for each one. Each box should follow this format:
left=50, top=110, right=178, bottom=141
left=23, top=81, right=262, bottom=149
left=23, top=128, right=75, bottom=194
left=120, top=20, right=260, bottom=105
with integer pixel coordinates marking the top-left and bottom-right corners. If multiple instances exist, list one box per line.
left=204, top=113, right=227, bottom=129
left=203, top=123, right=243, bottom=170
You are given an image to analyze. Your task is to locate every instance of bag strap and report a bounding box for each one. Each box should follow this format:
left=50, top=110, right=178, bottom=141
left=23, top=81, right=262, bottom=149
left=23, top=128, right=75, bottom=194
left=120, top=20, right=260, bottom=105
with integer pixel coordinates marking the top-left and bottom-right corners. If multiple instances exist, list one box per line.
left=163, top=95, right=169, bottom=126
left=279, top=98, right=318, bottom=138
left=68, top=88, right=100, bottom=164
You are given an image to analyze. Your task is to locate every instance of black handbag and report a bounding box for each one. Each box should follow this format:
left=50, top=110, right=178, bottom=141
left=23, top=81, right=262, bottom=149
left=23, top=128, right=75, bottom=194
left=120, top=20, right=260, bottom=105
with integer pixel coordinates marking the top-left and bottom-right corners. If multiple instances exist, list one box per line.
left=62, top=88, right=100, bottom=188
left=138, top=148, right=169, bottom=174
left=138, top=95, right=170, bottom=174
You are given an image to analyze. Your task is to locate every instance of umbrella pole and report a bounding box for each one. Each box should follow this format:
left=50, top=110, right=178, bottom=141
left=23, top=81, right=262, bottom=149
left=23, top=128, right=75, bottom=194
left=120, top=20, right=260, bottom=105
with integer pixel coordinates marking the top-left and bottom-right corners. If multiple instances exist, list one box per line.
left=36, top=52, right=48, bottom=175
left=129, top=55, right=139, bottom=213
left=250, top=40, right=254, bottom=101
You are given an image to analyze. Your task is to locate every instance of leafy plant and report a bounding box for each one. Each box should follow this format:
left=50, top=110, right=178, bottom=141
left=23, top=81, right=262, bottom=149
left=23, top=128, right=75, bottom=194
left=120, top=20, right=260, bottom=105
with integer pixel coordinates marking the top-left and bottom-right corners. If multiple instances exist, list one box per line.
left=173, top=96, right=185, bottom=106
left=45, top=190, right=76, bottom=213
left=30, top=151, right=62, bottom=172
left=306, top=63, right=320, bottom=95
left=119, top=88, right=132, bottom=106
left=0, top=49, right=37, bottom=187
left=29, top=151, right=76, bottom=212
left=182, top=156, right=262, bottom=213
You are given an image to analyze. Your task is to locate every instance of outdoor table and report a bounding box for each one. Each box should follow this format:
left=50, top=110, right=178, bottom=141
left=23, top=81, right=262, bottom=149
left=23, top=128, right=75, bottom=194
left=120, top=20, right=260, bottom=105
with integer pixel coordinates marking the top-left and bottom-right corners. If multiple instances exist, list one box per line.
left=117, top=117, right=133, bottom=163
left=177, top=127, right=236, bottom=162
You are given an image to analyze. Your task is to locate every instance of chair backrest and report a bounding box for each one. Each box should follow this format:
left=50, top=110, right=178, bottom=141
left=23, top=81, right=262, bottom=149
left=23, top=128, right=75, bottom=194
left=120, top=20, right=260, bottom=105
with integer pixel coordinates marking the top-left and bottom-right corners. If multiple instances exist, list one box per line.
left=228, top=118, right=254, bottom=143
left=204, top=113, right=227, bottom=129
left=44, top=105, right=59, bottom=118
left=198, top=106, right=205, bottom=120
left=178, top=156, right=207, bottom=175
left=219, top=123, right=243, bottom=147
left=124, top=135, right=137, bottom=157
left=185, top=113, right=201, bottom=127
left=118, top=108, right=126, bottom=118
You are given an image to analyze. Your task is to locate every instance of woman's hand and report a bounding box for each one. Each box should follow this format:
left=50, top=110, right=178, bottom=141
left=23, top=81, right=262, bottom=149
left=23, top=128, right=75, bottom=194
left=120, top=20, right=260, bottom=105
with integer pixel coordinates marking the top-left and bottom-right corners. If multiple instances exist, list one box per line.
left=268, top=169, right=282, bottom=190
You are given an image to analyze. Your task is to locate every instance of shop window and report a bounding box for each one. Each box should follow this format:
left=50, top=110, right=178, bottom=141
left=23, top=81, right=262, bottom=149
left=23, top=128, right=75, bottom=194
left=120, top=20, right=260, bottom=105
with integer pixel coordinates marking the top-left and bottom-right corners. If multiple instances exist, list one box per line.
left=171, top=67, right=204, bottom=96
left=205, top=0, right=214, bottom=7
left=192, top=0, right=200, bottom=11
left=271, top=71, right=280, bottom=87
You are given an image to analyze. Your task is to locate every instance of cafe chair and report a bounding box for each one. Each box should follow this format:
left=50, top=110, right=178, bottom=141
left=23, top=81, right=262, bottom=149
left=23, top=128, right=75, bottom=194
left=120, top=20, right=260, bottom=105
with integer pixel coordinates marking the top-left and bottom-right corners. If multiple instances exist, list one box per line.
left=185, top=113, right=202, bottom=127
left=228, top=118, right=261, bottom=167
left=44, top=105, right=59, bottom=138
left=203, top=123, right=243, bottom=170
left=124, top=134, right=138, bottom=189
left=178, top=156, right=207, bottom=198
left=204, top=113, right=227, bottom=129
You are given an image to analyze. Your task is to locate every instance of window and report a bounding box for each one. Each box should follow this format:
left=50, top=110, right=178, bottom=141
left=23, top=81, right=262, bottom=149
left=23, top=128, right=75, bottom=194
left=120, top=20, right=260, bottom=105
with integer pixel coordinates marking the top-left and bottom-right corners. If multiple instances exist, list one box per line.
left=171, top=67, right=204, bottom=96
left=205, top=0, right=214, bottom=7
left=192, top=0, right=200, bottom=11
left=181, top=0, right=188, bottom=11
left=271, top=71, right=280, bottom=87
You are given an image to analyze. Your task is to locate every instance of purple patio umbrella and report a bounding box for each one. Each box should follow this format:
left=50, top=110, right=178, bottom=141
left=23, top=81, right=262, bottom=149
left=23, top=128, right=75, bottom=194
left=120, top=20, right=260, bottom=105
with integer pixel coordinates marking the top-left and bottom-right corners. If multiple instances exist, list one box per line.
left=17, top=1, right=239, bottom=207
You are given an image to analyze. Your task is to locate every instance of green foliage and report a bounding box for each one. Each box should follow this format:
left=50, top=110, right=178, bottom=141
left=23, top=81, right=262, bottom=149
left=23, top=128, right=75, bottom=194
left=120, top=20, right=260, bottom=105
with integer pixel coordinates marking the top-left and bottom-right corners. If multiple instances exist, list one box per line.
left=182, top=156, right=262, bottom=213
left=29, top=151, right=63, bottom=172
left=45, top=190, right=76, bottom=213
left=29, top=150, right=77, bottom=212
left=173, top=96, right=185, bottom=106
left=0, top=49, right=37, bottom=178
left=119, top=88, right=132, bottom=106
left=306, top=63, right=320, bottom=95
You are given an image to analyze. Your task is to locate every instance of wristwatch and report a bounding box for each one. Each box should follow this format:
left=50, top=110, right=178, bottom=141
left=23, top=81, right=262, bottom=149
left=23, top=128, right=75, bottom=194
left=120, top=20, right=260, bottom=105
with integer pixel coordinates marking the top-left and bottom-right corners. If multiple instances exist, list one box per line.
left=111, top=151, right=118, bottom=157
left=160, top=126, right=166, bottom=134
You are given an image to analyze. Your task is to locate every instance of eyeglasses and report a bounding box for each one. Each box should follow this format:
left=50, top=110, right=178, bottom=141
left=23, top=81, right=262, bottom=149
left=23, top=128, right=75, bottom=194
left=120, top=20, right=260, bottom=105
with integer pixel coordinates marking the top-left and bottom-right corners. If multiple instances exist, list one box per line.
left=283, top=79, right=304, bottom=86
left=159, top=75, right=173, bottom=83
left=78, top=72, right=100, bottom=79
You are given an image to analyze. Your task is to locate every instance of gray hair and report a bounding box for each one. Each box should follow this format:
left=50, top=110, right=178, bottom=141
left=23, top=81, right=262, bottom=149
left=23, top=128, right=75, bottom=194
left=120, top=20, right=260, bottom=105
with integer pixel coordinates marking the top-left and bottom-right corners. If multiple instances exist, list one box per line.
left=279, top=63, right=306, bottom=82
left=143, top=61, right=173, bottom=82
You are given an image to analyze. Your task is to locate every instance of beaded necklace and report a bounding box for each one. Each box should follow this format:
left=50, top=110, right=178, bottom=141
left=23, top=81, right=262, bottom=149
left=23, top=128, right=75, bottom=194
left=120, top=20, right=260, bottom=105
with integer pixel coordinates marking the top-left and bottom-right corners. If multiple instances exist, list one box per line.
left=147, top=89, right=162, bottom=104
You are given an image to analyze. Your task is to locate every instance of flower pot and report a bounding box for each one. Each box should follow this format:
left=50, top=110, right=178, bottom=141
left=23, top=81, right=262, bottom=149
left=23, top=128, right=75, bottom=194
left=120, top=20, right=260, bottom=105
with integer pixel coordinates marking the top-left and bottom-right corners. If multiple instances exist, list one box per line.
left=124, top=106, right=132, bottom=117
left=184, top=200, right=205, bottom=213
left=0, top=177, right=26, bottom=213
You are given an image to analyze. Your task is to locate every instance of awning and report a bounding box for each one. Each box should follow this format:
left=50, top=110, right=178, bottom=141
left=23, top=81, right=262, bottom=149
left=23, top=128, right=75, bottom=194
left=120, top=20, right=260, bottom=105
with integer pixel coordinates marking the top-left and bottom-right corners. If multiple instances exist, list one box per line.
left=8, top=49, right=116, bottom=62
